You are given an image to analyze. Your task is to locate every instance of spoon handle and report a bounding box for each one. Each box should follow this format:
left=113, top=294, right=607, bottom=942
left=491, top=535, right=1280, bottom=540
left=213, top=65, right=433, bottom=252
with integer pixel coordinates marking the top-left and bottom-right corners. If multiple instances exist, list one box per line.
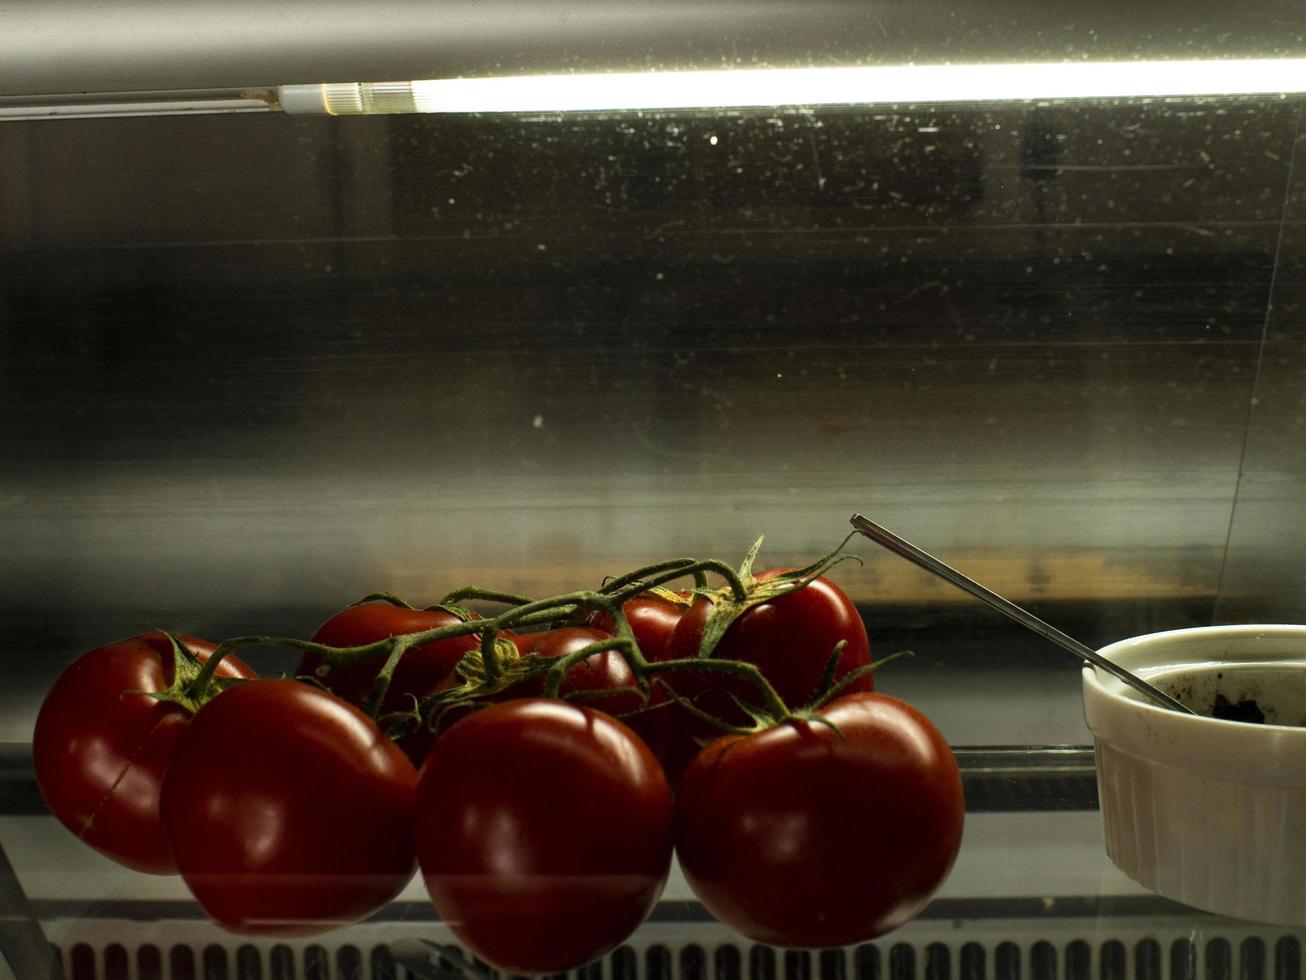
left=849, top=514, right=1196, bottom=715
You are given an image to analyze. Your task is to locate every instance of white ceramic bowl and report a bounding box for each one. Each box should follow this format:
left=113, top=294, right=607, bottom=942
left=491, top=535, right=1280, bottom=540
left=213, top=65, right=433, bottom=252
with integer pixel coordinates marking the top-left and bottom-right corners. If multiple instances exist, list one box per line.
left=1082, top=624, right=1306, bottom=926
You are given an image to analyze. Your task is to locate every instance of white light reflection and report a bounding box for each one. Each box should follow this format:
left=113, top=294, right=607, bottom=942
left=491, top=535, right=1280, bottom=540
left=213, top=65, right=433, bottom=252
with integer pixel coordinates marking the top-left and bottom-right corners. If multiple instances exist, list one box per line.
left=279, top=59, right=1306, bottom=116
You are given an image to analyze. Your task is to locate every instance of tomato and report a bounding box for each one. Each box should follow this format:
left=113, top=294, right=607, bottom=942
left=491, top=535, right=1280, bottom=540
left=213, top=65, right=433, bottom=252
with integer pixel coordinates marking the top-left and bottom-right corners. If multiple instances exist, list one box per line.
left=509, top=627, right=640, bottom=713
left=160, top=679, right=418, bottom=935
left=657, top=573, right=873, bottom=780
left=535, top=626, right=676, bottom=763
left=31, top=633, right=256, bottom=874
left=587, top=593, right=692, bottom=767
left=416, top=699, right=674, bottom=973
left=453, top=627, right=672, bottom=764
left=587, top=591, right=691, bottom=661
left=297, top=602, right=488, bottom=764
left=674, top=692, right=964, bottom=947
left=666, top=572, right=872, bottom=710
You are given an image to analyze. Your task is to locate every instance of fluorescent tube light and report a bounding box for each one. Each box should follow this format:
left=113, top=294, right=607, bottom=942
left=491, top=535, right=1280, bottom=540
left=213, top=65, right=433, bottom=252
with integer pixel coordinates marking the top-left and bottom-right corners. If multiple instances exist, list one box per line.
left=277, top=59, right=1306, bottom=115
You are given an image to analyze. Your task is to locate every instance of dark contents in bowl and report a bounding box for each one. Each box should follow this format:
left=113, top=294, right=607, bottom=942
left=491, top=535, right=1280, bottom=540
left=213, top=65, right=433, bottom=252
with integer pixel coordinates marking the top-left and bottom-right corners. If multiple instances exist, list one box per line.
left=1211, top=693, right=1266, bottom=724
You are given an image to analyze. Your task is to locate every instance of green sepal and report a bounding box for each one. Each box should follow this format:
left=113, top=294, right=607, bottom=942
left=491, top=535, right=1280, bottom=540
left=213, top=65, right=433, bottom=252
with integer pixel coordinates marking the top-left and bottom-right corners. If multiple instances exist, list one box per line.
left=736, top=535, right=767, bottom=583
left=126, top=629, right=230, bottom=715
left=645, top=585, right=693, bottom=606
left=791, top=709, right=848, bottom=741
left=693, top=593, right=745, bottom=659
left=805, top=640, right=849, bottom=710
left=805, top=649, right=915, bottom=710
left=662, top=687, right=758, bottom=737
left=693, top=532, right=863, bottom=660
left=785, top=529, right=862, bottom=584
left=423, top=601, right=477, bottom=622
left=376, top=694, right=423, bottom=740
left=724, top=690, right=780, bottom=728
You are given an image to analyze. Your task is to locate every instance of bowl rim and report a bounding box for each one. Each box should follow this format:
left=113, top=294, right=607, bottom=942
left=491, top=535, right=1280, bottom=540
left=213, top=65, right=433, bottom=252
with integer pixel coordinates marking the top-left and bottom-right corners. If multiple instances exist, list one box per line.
left=1082, top=624, right=1306, bottom=782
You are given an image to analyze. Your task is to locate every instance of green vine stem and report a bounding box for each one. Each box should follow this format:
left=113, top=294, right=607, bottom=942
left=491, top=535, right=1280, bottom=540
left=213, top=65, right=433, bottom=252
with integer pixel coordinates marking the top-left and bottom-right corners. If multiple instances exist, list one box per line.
left=439, top=586, right=537, bottom=607
left=179, top=543, right=846, bottom=727
left=596, top=558, right=698, bottom=597
left=478, top=627, right=503, bottom=685
left=349, top=592, right=418, bottom=609
left=598, top=556, right=748, bottom=603
left=660, top=690, right=759, bottom=737
left=644, top=657, right=792, bottom=721
left=364, top=634, right=420, bottom=717
left=539, top=635, right=641, bottom=700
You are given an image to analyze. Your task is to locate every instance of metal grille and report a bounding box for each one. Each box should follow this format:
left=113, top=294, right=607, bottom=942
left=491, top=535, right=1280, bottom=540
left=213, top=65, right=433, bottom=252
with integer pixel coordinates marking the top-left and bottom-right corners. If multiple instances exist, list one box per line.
left=43, top=932, right=1306, bottom=980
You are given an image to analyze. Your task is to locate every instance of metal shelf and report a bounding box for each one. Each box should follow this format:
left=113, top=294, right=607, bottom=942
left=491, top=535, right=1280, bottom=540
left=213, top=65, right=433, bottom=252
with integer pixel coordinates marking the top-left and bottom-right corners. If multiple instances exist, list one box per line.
left=0, top=742, right=1099, bottom=817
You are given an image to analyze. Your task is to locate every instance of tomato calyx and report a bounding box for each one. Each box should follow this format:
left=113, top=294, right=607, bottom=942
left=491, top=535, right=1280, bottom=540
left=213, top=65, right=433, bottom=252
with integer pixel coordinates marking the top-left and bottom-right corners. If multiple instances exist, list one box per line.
left=633, top=585, right=692, bottom=606
left=408, top=637, right=606, bottom=735
left=659, top=675, right=849, bottom=740
left=682, top=531, right=862, bottom=660
left=799, top=640, right=909, bottom=713
left=129, top=630, right=251, bottom=715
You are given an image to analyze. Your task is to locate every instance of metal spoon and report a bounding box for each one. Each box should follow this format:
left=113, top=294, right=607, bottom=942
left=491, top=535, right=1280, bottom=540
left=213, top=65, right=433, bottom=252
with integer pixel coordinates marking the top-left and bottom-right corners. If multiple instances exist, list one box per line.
left=849, top=514, right=1196, bottom=715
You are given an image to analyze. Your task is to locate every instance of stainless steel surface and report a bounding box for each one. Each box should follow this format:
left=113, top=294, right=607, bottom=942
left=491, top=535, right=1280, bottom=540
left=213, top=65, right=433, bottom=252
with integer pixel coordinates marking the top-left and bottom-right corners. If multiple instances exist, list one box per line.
left=851, top=515, right=1197, bottom=714
left=3, top=1, right=1306, bottom=98
left=3, top=96, right=1305, bottom=747
left=1216, top=180, right=1306, bottom=624
left=0, top=90, right=276, bottom=121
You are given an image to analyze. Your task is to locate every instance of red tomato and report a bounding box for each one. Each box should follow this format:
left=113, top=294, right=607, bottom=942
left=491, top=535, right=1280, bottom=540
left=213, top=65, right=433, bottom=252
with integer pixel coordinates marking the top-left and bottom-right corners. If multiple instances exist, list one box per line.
left=509, top=627, right=641, bottom=713
left=297, top=602, right=488, bottom=764
left=675, top=692, right=964, bottom=947
left=456, top=627, right=672, bottom=764
left=587, top=591, right=691, bottom=661
left=416, top=699, right=674, bottom=973
left=665, top=572, right=872, bottom=710
left=544, top=626, right=676, bottom=767
left=31, top=633, right=256, bottom=874
left=658, top=573, right=873, bottom=780
left=160, top=679, right=418, bottom=936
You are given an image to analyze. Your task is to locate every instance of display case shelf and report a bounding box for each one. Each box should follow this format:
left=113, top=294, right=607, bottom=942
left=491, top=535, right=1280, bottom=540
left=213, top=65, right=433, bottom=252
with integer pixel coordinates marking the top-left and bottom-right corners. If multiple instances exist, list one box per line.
left=7, top=743, right=1298, bottom=980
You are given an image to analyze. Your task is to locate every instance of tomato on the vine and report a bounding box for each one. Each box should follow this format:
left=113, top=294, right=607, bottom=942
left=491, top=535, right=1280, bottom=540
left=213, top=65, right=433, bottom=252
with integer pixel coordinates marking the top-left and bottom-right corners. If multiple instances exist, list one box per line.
left=298, top=601, right=484, bottom=711
left=665, top=571, right=872, bottom=710
left=160, top=679, right=418, bottom=935
left=416, top=699, right=674, bottom=974
left=657, top=572, right=873, bottom=780
left=32, top=633, right=257, bottom=874
left=508, top=627, right=640, bottom=713
left=674, top=692, right=964, bottom=947
left=447, top=626, right=671, bottom=764
left=587, top=591, right=691, bottom=661
left=296, top=601, right=489, bottom=763
left=529, top=626, right=675, bottom=763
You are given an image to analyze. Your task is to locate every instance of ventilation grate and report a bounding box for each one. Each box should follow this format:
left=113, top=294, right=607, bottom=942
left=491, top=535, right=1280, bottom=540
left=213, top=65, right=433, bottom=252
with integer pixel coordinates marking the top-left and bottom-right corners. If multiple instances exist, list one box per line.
left=44, top=934, right=1306, bottom=980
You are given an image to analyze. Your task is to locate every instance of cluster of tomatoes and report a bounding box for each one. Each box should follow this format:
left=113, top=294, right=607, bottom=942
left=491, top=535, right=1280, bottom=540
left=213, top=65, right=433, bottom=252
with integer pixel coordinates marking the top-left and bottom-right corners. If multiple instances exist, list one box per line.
left=31, top=540, right=965, bottom=975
